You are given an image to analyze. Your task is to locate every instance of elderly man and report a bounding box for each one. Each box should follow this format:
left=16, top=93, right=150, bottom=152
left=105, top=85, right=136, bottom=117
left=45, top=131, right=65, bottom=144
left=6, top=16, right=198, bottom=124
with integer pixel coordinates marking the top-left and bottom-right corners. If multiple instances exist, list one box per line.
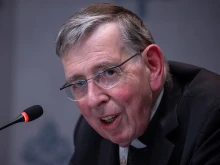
left=56, top=3, right=220, bottom=165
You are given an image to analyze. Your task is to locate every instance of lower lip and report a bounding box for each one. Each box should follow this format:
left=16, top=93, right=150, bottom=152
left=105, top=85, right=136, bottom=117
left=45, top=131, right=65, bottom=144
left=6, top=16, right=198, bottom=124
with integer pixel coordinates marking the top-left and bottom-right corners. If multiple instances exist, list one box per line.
left=100, top=115, right=121, bottom=131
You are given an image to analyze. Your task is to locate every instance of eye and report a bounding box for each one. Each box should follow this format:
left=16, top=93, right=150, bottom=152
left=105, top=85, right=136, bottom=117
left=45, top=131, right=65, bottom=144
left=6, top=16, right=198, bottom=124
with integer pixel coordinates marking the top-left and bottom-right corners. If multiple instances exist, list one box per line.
left=105, top=68, right=116, bottom=76
left=73, top=80, right=87, bottom=88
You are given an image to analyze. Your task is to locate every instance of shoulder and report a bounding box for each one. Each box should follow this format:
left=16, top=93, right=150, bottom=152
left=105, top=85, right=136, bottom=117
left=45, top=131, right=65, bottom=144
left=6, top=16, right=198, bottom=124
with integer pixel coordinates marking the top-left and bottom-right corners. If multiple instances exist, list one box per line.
left=168, top=61, right=220, bottom=164
left=169, top=61, right=220, bottom=108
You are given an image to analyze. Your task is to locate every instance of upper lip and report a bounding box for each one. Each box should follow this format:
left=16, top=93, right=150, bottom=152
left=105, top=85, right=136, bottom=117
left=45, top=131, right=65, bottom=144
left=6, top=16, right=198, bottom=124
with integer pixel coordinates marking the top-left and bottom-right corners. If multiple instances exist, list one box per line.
left=99, top=113, right=119, bottom=119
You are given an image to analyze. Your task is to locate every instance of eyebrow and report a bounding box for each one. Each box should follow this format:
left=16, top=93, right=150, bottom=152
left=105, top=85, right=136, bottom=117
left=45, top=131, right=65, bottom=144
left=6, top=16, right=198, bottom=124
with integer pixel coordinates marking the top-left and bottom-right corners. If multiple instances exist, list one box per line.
left=66, top=75, right=84, bottom=84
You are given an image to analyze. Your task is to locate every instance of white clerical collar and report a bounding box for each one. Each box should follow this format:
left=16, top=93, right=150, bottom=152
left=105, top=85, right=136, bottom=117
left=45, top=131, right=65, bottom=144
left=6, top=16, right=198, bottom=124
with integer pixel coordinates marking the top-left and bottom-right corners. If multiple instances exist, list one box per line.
left=119, top=88, right=164, bottom=165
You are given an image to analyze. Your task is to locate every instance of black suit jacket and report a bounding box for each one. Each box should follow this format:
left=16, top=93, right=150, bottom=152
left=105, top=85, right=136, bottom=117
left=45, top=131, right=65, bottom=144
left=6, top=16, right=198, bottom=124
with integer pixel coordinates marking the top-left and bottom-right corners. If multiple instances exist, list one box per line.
left=69, top=61, right=220, bottom=165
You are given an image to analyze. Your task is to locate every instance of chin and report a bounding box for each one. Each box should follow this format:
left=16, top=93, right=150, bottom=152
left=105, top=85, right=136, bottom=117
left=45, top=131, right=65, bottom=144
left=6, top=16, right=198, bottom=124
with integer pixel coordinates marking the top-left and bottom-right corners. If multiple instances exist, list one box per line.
left=118, top=142, right=130, bottom=147
left=110, top=136, right=132, bottom=147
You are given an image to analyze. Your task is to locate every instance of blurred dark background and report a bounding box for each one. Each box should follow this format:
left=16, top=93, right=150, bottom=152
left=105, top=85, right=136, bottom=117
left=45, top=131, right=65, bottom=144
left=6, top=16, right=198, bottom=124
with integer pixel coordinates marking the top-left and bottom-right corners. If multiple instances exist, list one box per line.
left=0, top=0, right=219, bottom=164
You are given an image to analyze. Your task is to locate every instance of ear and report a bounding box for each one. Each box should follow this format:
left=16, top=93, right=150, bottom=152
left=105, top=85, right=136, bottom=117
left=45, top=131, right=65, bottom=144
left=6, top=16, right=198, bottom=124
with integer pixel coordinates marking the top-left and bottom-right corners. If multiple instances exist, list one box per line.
left=141, top=44, right=165, bottom=92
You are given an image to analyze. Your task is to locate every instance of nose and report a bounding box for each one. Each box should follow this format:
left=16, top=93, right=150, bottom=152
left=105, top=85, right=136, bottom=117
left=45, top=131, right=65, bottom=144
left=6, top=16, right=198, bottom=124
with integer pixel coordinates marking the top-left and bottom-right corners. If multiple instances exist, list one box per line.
left=87, top=80, right=109, bottom=108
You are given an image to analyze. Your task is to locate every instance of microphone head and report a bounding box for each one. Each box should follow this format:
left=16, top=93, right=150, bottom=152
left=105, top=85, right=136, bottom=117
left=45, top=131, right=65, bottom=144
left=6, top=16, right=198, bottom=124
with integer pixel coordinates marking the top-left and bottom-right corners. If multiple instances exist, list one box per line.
left=22, top=105, right=43, bottom=122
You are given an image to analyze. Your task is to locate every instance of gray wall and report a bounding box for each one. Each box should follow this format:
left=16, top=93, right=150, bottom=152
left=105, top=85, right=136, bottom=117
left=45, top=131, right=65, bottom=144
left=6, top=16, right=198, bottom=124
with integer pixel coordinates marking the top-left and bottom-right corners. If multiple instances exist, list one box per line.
left=0, top=0, right=219, bottom=164
left=0, top=0, right=15, bottom=164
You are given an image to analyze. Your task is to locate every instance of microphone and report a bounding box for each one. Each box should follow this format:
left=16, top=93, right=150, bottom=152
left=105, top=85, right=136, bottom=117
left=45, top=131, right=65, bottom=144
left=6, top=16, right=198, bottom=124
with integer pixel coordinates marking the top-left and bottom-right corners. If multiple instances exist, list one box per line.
left=0, top=105, right=43, bottom=131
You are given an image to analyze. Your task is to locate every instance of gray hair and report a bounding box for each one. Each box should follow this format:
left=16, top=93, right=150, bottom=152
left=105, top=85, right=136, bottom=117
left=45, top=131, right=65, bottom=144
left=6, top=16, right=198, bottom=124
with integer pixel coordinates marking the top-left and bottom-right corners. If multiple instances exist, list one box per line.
left=55, top=3, right=155, bottom=57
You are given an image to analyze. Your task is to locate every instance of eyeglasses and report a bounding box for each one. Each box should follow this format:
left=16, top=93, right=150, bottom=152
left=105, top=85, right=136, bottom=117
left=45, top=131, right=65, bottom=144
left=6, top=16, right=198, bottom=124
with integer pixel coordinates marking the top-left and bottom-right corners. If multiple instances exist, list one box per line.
left=60, top=52, right=141, bottom=101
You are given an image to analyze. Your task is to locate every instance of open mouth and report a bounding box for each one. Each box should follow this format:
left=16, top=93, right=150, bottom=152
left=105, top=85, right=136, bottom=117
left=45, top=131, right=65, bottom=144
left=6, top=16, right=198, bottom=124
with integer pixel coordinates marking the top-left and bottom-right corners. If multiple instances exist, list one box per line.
left=101, top=115, right=117, bottom=124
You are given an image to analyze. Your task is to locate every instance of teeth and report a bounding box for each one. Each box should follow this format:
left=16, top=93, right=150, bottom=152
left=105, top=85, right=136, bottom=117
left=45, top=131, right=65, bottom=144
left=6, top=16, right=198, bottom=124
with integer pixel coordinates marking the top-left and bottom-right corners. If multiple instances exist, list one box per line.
left=102, top=116, right=115, bottom=120
left=101, top=116, right=116, bottom=123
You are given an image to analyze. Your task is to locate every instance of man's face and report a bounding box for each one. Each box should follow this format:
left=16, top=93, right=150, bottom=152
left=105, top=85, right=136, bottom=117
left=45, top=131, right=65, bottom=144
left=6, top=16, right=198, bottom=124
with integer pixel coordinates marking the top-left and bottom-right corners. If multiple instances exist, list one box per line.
left=62, top=23, right=155, bottom=147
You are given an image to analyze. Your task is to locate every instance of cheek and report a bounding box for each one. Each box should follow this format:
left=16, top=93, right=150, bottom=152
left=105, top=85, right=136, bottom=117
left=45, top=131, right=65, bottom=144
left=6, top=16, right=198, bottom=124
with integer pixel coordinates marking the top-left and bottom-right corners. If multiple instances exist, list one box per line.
left=114, top=76, right=152, bottom=118
left=111, top=82, right=146, bottom=118
left=77, top=102, right=101, bottom=130
left=113, top=76, right=150, bottom=105
left=77, top=102, right=91, bottom=117
left=111, top=85, right=133, bottom=104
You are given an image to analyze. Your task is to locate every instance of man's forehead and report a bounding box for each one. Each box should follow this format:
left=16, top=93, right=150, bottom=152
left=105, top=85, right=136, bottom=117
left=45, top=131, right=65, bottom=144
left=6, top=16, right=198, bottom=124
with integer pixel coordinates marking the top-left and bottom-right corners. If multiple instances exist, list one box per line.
left=62, top=44, right=125, bottom=71
left=61, top=22, right=127, bottom=80
left=62, top=48, right=122, bottom=66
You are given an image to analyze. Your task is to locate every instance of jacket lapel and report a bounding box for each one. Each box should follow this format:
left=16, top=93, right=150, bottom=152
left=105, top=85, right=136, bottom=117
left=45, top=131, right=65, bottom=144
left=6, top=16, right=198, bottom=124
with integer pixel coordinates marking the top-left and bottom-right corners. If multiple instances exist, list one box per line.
left=148, top=76, right=182, bottom=165
left=149, top=110, right=178, bottom=165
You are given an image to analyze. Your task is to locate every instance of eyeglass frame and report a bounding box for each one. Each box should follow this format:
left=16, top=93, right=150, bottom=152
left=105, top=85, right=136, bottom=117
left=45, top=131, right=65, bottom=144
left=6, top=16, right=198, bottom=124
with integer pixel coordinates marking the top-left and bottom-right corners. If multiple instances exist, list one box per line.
left=60, top=51, right=142, bottom=101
